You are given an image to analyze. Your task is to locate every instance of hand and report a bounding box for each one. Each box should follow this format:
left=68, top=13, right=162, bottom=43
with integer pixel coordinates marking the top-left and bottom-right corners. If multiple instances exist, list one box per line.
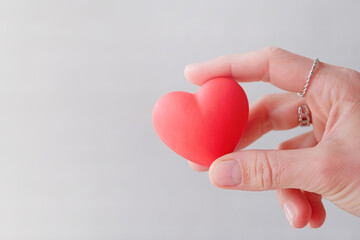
left=184, top=47, right=360, bottom=228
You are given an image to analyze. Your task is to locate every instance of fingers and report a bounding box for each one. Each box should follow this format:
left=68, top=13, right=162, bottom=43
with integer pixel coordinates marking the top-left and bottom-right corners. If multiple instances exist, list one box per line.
left=276, top=131, right=325, bottom=228
left=278, top=131, right=317, bottom=150
left=303, top=191, right=326, bottom=228
left=208, top=133, right=327, bottom=227
left=188, top=93, right=308, bottom=171
left=237, top=93, right=306, bottom=149
left=276, top=189, right=326, bottom=228
left=209, top=148, right=321, bottom=191
left=276, top=189, right=311, bottom=228
left=185, top=47, right=323, bottom=94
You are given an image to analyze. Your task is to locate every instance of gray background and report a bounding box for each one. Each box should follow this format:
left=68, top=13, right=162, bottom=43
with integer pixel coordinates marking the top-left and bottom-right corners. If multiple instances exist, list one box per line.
left=0, top=0, right=359, bottom=239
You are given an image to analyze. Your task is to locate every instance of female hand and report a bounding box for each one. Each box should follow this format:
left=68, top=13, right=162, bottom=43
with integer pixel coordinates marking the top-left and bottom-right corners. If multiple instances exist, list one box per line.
left=184, top=47, right=360, bottom=228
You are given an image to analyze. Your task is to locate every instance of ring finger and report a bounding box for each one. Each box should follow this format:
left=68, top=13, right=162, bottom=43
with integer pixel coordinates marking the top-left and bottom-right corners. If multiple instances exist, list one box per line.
left=236, top=92, right=307, bottom=150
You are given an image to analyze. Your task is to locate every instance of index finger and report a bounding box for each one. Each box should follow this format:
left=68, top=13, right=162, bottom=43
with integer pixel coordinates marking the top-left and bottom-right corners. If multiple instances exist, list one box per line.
left=184, top=47, right=321, bottom=93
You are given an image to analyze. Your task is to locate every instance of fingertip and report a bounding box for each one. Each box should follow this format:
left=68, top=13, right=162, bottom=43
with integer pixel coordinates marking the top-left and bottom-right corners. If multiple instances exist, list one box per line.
left=184, top=63, right=203, bottom=86
left=184, top=63, right=200, bottom=73
left=278, top=189, right=311, bottom=229
left=309, top=219, right=325, bottom=229
left=188, top=161, right=209, bottom=172
left=304, top=192, right=326, bottom=228
left=293, top=204, right=312, bottom=229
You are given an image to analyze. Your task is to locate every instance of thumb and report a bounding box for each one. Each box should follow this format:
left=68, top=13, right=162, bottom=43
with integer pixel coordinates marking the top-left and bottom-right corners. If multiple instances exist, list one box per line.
left=209, top=148, right=323, bottom=192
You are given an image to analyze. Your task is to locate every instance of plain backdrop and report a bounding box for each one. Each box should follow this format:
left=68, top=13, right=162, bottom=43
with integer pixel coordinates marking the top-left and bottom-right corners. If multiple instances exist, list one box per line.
left=0, top=0, right=359, bottom=239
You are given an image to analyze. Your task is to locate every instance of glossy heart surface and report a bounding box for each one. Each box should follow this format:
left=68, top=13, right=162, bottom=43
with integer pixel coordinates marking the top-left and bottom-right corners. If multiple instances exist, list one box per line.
left=152, top=77, right=249, bottom=167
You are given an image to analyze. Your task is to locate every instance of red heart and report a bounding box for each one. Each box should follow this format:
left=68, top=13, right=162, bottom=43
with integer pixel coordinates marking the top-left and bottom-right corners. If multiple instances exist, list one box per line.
left=152, top=77, right=249, bottom=167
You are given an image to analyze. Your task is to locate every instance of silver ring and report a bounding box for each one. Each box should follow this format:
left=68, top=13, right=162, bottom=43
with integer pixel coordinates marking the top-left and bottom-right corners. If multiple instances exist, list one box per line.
left=297, top=58, right=320, bottom=97
left=298, top=105, right=311, bottom=127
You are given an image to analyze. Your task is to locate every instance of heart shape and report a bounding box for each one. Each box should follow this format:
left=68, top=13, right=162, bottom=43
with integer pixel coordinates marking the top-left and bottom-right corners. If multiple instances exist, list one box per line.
left=152, top=77, right=249, bottom=167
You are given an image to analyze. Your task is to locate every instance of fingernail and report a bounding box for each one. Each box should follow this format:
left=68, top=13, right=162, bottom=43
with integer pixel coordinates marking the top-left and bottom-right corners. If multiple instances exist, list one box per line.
left=212, top=160, right=242, bottom=186
left=284, top=204, right=295, bottom=227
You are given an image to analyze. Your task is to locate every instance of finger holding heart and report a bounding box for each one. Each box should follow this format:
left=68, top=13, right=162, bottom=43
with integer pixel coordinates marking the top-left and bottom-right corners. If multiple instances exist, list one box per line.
left=153, top=77, right=249, bottom=167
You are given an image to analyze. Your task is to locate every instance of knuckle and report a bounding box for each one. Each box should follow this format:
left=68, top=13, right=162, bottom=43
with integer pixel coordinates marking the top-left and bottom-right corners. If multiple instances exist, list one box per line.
left=263, top=46, right=280, bottom=54
left=256, top=94, right=276, bottom=112
left=215, top=54, right=237, bottom=63
left=260, top=46, right=287, bottom=82
left=251, top=151, right=279, bottom=189
left=277, top=141, right=289, bottom=150
left=255, top=94, right=276, bottom=134
left=262, top=46, right=286, bottom=57
left=340, top=67, right=360, bottom=80
left=257, top=93, right=277, bottom=104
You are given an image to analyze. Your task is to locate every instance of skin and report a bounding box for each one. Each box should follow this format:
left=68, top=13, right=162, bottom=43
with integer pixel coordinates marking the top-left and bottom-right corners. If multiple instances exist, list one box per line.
left=184, top=47, right=360, bottom=228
